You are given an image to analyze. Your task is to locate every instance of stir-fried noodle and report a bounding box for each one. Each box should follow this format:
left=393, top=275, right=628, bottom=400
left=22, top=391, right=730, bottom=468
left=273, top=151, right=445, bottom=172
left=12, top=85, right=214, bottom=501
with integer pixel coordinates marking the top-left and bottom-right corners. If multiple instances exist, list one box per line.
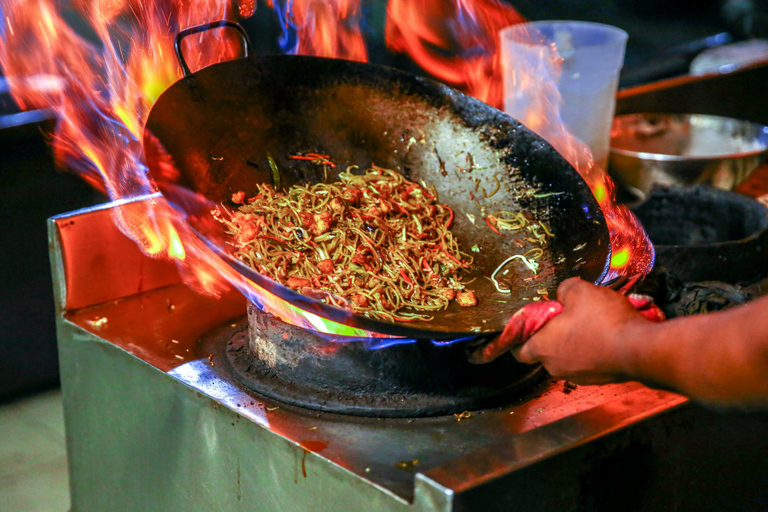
left=219, top=165, right=477, bottom=322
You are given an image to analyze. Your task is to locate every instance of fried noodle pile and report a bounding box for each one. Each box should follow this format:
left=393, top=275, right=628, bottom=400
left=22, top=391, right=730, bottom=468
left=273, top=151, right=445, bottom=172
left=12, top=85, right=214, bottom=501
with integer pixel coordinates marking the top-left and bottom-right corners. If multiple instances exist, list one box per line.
left=219, top=165, right=476, bottom=322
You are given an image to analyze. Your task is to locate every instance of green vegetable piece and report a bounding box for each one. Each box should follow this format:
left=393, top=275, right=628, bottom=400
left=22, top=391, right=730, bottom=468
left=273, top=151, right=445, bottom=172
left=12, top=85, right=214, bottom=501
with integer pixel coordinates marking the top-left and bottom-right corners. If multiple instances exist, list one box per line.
left=267, top=154, right=281, bottom=190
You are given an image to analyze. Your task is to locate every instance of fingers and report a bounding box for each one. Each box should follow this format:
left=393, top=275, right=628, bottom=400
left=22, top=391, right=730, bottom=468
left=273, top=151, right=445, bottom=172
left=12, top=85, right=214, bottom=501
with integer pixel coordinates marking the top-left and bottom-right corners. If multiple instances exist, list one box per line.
left=505, top=278, right=653, bottom=384
left=471, top=278, right=645, bottom=369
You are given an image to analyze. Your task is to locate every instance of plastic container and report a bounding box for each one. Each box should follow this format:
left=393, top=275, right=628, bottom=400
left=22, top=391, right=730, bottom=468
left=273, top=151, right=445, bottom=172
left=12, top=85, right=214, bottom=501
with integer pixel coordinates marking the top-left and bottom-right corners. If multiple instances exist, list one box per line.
left=500, top=21, right=628, bottom=169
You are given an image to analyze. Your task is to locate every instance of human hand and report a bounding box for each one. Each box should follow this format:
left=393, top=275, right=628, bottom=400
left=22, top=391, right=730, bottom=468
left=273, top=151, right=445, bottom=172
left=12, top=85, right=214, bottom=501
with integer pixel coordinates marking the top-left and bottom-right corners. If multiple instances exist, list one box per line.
left=471, top=278, right=660, bottom=384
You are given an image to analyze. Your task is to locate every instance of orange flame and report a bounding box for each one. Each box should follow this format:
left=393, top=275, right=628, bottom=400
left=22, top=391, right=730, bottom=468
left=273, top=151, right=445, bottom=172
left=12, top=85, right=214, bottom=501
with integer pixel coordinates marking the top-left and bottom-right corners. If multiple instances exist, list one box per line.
left=2, top=0, right=379, bottom=335
left=1, top=0, right=237, bottom=209
left=386, top=0, right=524, bottom=109
left=1, top=0, right=651, bottom=340
left=289, top=0, right=367, bottom=61
left=494, top=25, right=653, bottom=277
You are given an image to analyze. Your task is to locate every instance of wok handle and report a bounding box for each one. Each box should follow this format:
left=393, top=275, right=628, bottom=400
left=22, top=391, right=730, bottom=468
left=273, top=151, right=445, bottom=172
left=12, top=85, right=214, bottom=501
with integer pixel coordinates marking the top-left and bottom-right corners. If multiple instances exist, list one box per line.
left=174, top=20, right=253, bottom=78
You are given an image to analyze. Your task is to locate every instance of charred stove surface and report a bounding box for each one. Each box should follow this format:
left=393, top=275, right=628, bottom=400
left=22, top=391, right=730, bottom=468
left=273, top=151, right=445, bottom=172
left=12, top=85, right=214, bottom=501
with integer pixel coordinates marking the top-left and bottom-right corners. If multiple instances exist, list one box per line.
left=219, top=303, right=544, bottom=417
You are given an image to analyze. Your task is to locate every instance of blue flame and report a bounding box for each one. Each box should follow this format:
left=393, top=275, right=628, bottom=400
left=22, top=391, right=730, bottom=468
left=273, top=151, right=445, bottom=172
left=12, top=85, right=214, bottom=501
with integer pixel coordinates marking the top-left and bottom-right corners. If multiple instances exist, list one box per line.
left=270, top=0, right=299, bottom=54
left=309, top=328, right=484, bottom=350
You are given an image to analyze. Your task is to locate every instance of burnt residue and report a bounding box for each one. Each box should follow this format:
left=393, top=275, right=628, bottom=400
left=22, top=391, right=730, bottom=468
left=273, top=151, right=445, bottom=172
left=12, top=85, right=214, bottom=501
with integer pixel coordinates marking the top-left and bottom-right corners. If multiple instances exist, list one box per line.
left=633, top=267, right=760, bottom=319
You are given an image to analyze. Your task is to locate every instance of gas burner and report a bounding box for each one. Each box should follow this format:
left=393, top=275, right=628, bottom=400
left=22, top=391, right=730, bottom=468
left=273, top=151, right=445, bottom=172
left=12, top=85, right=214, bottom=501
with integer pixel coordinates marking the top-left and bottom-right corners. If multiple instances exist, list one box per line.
left=201, top=304, right=545, bottom=418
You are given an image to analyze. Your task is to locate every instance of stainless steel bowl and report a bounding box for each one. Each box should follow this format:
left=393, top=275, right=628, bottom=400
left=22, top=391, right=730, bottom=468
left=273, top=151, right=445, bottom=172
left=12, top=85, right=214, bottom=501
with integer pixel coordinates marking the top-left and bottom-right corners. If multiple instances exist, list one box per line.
left=609, top=113, right=768, bottom=198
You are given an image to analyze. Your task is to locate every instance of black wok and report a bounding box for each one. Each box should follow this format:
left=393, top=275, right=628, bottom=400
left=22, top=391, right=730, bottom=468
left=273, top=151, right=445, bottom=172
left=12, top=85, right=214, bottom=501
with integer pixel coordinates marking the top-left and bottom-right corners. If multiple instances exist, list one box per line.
left=143, top=22, right=610, bottom=339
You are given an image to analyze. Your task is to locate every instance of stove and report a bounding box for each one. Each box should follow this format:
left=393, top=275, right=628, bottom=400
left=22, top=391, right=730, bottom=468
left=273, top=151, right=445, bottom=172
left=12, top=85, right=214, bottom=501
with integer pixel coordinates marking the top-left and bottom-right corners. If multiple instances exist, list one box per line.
left=31, top=52, right=768, bottom=512
left=58, top=195, right=765, bottom=512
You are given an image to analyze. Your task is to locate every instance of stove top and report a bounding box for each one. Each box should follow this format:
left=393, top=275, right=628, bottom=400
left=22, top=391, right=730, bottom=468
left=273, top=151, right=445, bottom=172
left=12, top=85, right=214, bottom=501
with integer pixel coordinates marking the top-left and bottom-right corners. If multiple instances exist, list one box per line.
left=50, top=197, right=697, bottom=511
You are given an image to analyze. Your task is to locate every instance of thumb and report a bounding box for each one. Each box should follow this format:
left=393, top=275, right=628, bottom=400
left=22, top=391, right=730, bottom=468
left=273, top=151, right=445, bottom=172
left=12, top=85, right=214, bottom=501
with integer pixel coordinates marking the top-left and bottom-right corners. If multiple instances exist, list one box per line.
left=515, top=340, right=538, bottom=364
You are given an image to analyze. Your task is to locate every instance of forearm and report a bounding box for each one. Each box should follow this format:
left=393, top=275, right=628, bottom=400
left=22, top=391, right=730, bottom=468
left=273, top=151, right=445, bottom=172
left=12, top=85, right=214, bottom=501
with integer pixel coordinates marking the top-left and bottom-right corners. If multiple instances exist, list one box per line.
left=620, top=294, right=768, bottom=406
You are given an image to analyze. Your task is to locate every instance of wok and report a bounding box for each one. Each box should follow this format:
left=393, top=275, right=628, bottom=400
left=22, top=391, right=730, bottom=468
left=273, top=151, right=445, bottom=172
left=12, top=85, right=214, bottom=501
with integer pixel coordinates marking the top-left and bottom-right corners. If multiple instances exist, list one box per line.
left=143, top=21, right=610, bottom=339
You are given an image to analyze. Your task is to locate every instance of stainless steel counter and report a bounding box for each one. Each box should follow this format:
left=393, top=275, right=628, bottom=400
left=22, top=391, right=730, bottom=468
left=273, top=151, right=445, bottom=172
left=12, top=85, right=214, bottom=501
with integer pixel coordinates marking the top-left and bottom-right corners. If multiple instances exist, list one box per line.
left=51, top=197, right=733, bottom=512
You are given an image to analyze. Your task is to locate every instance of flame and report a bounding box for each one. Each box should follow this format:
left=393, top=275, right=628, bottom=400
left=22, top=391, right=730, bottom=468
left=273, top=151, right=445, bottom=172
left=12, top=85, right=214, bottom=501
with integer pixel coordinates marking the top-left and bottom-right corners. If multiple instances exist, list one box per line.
left=269, top=0, right=366, bottom=61
left=386, top=0, right=524, bottom=108
left=494, top=24, right=653, bottom=277
left=0, top=0, right=396, bottom=338
left=0, top=0, right=241, bottom=252
left=1, top=0, right=651, bottom=344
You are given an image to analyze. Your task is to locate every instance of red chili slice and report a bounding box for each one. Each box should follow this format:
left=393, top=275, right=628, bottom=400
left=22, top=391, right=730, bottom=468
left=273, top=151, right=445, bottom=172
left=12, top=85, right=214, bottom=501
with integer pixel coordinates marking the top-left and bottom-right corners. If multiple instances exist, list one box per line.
left=442, top=250, right=462, bottom=266
left=289, top=154, right=336, bottom=167
left=484, top=216, right=502, bottom=235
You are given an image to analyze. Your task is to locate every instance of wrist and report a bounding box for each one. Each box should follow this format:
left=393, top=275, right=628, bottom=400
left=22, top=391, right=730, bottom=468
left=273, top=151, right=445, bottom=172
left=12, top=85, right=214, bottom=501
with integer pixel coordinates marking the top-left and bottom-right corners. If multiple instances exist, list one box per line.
left=613, top=316, right=657, bottom=382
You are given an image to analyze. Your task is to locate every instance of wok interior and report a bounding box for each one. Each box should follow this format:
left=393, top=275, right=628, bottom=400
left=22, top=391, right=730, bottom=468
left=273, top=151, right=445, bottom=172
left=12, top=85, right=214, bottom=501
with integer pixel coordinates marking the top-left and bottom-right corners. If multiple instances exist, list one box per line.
left=144, top=55, right=609, bottom=337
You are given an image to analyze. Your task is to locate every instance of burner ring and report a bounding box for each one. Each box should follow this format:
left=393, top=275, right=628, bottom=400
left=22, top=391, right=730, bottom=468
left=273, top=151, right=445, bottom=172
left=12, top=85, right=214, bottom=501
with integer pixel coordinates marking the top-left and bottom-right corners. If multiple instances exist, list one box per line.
left=207, top=308, right=545, bottom=418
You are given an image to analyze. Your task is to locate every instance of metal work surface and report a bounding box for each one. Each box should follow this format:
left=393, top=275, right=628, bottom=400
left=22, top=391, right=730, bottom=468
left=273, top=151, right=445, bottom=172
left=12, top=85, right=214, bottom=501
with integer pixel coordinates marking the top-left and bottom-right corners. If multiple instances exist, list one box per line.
left=50, top=199, right=693, bottom=511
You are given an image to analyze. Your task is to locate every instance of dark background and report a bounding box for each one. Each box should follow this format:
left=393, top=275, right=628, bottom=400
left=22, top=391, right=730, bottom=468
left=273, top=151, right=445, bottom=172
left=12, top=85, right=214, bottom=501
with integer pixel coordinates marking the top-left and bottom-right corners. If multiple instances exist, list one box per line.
left=0, top=0, right=760, bottom=402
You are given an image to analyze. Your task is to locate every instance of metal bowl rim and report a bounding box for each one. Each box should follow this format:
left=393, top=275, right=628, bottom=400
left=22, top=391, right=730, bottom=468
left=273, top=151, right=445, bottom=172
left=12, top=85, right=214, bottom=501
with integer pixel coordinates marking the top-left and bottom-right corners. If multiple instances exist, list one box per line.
left=610, top=113, right=768, bottom=162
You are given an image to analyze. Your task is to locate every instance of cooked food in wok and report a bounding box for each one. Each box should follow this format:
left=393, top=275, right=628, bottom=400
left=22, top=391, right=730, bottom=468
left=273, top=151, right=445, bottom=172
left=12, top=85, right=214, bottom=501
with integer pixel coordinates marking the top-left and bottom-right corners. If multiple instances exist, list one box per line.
left=218, top=160, right=555, bottom=322
left=219, top=163, right=476, bottom=321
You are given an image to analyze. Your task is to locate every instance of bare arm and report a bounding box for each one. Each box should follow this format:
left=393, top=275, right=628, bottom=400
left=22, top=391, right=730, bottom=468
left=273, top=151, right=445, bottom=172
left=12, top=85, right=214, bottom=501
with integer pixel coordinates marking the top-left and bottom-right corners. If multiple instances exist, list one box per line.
left=515, top=278, right=768, bottom=406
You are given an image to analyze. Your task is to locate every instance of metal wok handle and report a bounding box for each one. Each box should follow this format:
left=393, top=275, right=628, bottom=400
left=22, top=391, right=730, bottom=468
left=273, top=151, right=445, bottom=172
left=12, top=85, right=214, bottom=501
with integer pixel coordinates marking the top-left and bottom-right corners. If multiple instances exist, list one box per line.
left=174, top=20, right=253, bottom=78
